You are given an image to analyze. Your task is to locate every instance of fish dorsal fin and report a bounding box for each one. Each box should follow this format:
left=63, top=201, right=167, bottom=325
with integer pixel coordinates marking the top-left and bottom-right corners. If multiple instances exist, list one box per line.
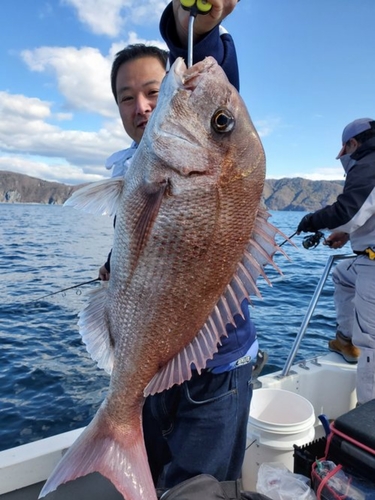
left=144, top=209, right=286, bottom=396
left=77, top=284, right=114, bottom=374
left=224, top=208, right=286, bottom=308
left=64, top=177, right=124, bottom=216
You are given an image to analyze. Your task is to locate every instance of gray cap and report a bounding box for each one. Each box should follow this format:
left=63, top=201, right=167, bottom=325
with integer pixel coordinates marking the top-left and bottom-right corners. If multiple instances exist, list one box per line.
left=337, top=117, right=374, bottom=158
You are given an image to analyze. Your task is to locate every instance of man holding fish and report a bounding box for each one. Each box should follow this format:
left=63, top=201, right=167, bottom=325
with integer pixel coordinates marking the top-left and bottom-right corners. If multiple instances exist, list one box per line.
left=99, top=0, right=258, bottom=489
left=40, top=1, right=279, bottom=498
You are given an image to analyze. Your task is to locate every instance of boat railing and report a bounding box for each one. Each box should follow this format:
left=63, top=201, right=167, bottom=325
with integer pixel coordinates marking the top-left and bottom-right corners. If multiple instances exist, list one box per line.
left=280, top=253, right=355, bottom=377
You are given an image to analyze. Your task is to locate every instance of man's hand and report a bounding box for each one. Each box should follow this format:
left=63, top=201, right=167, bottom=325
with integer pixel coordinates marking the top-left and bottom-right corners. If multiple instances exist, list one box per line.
left=99, top=264, right=110, bottom=281
left=173, top=0, right=238, bottom=46
left=324, top=231, right=349, bottom=249
left=297, top=213, right=316, bottom=234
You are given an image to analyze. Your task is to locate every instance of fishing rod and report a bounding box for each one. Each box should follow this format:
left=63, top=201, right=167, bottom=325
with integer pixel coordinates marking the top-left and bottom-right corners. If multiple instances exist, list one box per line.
left=27, top=277, right=100, bottom=304
left=28, top=231, right=324, bottom=304
left=279, top=231, right=297, bottom=247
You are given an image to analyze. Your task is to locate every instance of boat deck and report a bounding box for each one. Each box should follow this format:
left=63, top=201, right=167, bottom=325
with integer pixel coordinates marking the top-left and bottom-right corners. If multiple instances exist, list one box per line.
left=2, top=473, right=122, bottom=500
left=0, top=352, right=357, bottom=499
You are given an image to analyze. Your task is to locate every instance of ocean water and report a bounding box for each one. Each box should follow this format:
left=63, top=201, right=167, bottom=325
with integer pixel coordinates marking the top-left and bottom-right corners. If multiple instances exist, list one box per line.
left=0, top=204, right=351, bottom=452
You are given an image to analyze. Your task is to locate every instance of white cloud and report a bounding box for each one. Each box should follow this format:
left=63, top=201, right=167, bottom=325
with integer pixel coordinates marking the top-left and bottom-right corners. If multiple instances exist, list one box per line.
left=63, top=0, right=128, bottom=37
left=0, top=92, right=51, bottom=120
left=3, top=29, right=168, bottom=185
left=1, top=0, right=172, bottom=186
left=255, top=117, right=281, bottom=138
left=21, top=46, right=117, bottom=118
left=62, top=0, right=168, bottom=37
left=109, top=31, right=168, bottom=59
left=55, top=112, right=74, bottom=121
left=0, top=91, right=129, bottom=183
left=20, top=38, right=166, bottom=119
left=297, top=167, right=345, bottom=181
left=0, top=155, right=102, bottom=185
left=130, top=0, right=169, bottom=26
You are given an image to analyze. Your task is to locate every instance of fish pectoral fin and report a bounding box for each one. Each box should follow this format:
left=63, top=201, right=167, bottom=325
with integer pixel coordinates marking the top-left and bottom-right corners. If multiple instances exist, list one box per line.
left=39, top=410, right=157, bottom=500
left=78, top=285, right=114, bottom=374
left=64, top=177, right=124, bottom=216
left=133, top=181, right=168, bottom=257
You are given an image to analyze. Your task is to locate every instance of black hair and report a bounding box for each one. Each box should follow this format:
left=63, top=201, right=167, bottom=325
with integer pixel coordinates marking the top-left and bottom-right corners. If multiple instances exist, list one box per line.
left=111, top=44, right=169, bottom=103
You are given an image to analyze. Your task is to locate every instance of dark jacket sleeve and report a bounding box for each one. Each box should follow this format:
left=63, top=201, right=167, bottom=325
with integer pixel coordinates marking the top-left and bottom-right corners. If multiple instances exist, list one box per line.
left=159, top=2, right=240, bottom=91
left=310, top=162, right=375, bottom=231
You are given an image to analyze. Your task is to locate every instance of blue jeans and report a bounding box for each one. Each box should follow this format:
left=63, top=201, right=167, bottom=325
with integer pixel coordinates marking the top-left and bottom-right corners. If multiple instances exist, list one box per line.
left=142, top=361, right=253, bottom=488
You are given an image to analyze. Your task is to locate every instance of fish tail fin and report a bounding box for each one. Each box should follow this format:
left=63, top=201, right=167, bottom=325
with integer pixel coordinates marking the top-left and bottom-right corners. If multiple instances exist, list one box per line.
left=39, top=410, right=157, bottom=500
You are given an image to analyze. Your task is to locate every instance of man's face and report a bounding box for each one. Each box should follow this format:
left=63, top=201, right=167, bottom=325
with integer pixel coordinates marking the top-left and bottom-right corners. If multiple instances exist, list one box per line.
left=116, top=56, right=166, bottom=144
left=344, top=138, right=359, bottom=156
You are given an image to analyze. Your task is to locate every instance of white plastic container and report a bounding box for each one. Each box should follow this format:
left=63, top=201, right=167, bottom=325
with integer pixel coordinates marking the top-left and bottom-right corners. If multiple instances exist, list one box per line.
left=241, top=388, right=315, bottom=491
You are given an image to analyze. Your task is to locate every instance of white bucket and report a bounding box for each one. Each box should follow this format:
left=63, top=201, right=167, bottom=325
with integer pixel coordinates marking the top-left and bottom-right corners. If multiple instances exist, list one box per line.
left=241, top=388, right=315, bottom=491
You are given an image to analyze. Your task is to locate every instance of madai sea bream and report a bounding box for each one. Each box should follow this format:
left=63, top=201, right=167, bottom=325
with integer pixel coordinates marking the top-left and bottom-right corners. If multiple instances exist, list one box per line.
left=40, top=56, right=284, bottom=500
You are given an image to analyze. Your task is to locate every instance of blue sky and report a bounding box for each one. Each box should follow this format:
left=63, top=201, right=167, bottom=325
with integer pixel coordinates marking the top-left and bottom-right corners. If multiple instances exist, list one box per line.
left=1, top=0, right=374, bottom=185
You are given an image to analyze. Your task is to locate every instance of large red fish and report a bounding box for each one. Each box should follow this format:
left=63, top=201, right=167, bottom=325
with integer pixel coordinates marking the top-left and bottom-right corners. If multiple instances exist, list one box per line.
left=40, top=56, right=282, bottom=500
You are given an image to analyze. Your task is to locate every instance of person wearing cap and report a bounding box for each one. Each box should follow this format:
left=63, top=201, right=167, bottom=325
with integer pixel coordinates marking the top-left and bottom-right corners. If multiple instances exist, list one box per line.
left=297, top=117, right=375, bottom=405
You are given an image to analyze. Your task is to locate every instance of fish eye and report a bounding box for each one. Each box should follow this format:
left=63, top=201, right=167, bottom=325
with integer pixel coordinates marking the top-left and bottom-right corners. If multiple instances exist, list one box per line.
left=211, top=108, right=235, bottom=134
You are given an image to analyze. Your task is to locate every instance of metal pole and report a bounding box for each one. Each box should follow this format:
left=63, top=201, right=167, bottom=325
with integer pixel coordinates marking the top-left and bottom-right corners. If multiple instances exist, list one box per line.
left=280, top=253, right=355, bottom=377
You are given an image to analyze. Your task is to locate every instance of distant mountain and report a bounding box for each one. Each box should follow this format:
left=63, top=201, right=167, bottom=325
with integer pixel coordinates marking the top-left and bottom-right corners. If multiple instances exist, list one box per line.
left=0, top=170, right=344, bottom=211
left=0, top=170, right=78, bottom=205
left=264, top=177, right=344, bottom=211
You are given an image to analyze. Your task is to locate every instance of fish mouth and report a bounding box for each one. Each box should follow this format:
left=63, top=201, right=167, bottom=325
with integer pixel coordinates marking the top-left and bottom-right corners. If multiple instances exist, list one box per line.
left=173, top=56, right=217, bottom=92
left=146, top=56, right=220, bottom=172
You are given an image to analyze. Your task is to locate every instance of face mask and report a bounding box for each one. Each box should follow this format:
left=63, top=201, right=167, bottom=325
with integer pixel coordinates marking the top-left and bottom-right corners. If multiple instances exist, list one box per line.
left=340, top=153, right=356, bottom=174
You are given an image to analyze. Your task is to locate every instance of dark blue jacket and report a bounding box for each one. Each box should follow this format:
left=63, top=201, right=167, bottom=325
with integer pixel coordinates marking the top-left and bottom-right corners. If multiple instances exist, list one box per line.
left=160, top=2, right=240, bottom=92
left=206, top=299, right=257, bottom=369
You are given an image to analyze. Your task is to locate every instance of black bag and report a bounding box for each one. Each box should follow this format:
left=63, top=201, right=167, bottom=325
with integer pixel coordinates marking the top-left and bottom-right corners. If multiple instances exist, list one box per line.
left=157, top=474, right=272, bottom=500
left=326, top=399, right=375, bottom=482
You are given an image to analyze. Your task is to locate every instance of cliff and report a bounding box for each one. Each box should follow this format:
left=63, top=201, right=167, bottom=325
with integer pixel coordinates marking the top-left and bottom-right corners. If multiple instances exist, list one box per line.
left=0, top=170, right=344, bottom=211
left=264, top=177, right=344, bottom=211
left=0, top=171, right=77, bottom=205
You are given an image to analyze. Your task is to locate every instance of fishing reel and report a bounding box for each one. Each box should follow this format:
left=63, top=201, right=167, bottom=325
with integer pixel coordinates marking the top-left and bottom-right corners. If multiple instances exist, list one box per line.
left=302, top=231, right=325, bottom=250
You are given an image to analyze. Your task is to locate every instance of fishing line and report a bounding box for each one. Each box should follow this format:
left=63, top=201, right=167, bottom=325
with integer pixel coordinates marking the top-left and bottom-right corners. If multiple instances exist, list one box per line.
left=23, top=231, right=322, bottom=306
left=24, top=277, right=100, bottom=305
